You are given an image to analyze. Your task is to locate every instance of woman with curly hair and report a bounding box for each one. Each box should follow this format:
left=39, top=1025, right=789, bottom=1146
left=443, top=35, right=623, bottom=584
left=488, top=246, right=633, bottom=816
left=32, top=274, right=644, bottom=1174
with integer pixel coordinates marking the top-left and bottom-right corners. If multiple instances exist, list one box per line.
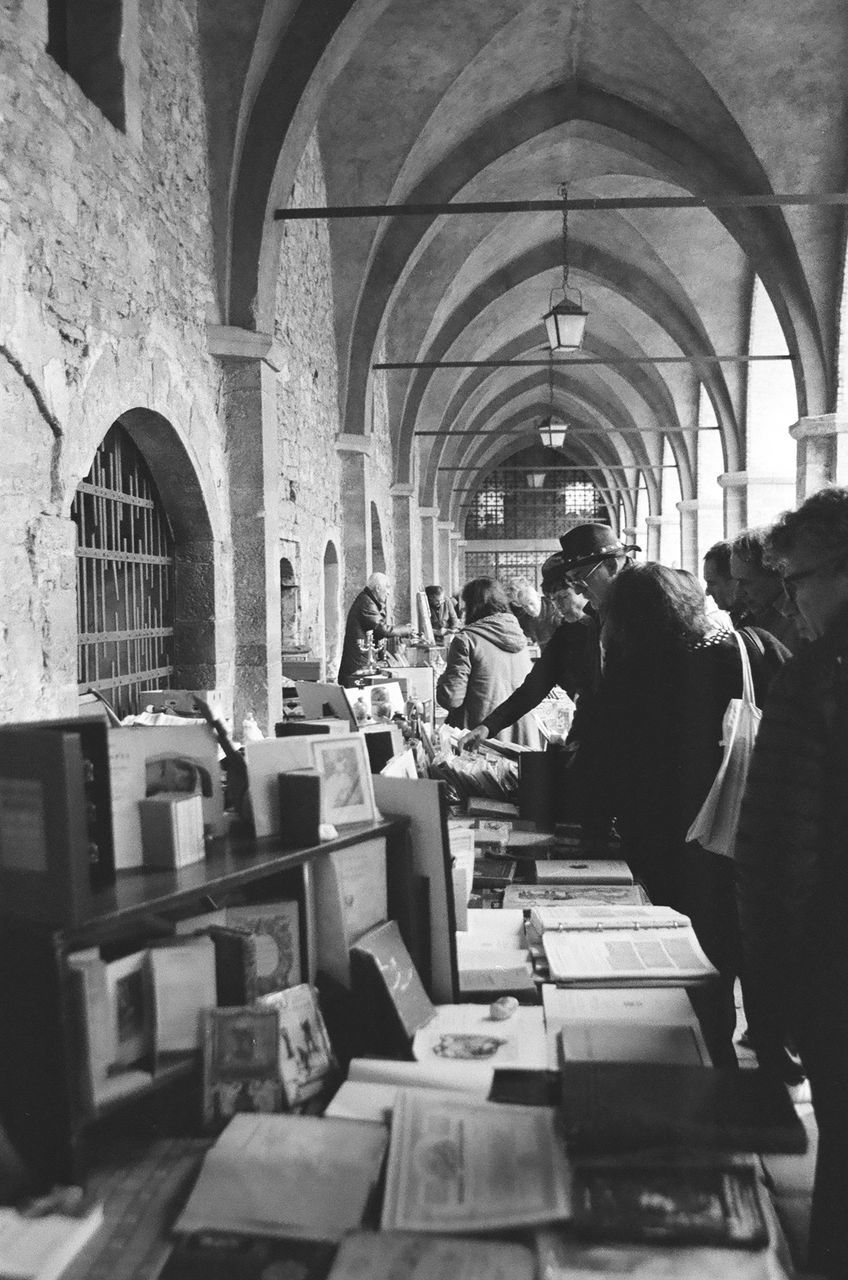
left=584, top=562, right=788, bottom=1065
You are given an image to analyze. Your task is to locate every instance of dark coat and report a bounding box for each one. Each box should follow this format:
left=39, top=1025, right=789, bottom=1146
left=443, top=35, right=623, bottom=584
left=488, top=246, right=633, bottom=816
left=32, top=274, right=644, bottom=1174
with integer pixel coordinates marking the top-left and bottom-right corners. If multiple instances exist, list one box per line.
left=428, top=595, right=460, bottom=640
left=338, top=587, right=392, bottom=686
left=737, top=605, right=848, bottom=1046
left=583, top=628, right=788, bottom=899
left=436, top=611, right=540, bottom=746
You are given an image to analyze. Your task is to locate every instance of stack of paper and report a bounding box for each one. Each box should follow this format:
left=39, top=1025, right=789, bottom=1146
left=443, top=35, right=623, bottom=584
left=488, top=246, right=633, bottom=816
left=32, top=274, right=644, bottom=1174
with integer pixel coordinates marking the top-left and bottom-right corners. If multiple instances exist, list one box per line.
left=0, top=1203, right=103, bottom=1280
left=456, top=909, right=534, bottom=993
left=324, top=1058, right=494, bottom=1123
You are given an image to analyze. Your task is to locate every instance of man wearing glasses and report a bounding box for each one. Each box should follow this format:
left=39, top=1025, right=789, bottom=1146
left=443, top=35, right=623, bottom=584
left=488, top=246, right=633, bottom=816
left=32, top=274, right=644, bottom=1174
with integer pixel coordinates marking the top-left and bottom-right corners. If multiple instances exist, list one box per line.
left=737, top=486, right=848, bottom=1278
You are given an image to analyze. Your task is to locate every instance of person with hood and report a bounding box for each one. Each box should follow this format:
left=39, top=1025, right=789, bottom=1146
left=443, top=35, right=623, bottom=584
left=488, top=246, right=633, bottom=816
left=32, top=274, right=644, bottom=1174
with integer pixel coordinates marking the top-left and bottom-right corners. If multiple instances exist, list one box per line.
left=436, top=577, right=541, bottom=746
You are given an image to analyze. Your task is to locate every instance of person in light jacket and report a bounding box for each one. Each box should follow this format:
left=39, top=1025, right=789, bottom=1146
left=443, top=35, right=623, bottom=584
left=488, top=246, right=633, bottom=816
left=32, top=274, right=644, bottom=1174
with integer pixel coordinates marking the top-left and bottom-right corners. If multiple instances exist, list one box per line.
left=436, top=577, right=541, bottom=747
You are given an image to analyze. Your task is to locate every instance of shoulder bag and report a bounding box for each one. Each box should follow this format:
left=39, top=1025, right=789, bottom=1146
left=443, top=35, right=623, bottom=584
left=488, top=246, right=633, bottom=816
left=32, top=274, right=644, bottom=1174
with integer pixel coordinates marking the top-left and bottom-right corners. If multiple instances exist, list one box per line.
left=686, top=630, right=762, bottom=858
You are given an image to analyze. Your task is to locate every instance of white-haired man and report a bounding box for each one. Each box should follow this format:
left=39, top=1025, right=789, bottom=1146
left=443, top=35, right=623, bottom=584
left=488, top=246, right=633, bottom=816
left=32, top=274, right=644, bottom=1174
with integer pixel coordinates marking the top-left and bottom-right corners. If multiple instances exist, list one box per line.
left=337, top=572, right=412, bottom=686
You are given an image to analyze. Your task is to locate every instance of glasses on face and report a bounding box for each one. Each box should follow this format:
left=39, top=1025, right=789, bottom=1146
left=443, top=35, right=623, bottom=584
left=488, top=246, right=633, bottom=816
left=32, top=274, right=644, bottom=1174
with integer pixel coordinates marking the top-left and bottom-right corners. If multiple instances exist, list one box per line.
left=564, top=557, right=608, bottom=591
left=781, top=549, right=847, bottom=601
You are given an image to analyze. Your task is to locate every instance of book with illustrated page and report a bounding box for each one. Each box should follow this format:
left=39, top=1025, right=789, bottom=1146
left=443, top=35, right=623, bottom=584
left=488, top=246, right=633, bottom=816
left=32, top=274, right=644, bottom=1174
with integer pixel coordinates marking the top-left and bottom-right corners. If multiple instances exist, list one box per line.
left=571, top=1156, right=769, bottom=1248
left=538, top=904, right=717, bottom=986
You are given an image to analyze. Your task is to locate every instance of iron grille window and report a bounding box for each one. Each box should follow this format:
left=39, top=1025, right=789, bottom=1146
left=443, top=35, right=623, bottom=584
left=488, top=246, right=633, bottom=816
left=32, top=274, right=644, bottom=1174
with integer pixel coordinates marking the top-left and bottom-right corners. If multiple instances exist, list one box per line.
left=464, top=551, right=549, bottom=588
left=72, top=424, right=175, bottom=717
left=464, top=468, right=605, bottom=540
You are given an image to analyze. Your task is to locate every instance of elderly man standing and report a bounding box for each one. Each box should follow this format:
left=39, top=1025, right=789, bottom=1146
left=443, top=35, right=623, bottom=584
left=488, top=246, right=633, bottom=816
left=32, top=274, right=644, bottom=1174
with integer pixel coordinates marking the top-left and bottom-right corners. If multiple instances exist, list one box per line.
left=337, top=572, right=411, bottom=686
left=730, top=528, right=803, bottom=652
left=737, top=487, right=848, bottom=1278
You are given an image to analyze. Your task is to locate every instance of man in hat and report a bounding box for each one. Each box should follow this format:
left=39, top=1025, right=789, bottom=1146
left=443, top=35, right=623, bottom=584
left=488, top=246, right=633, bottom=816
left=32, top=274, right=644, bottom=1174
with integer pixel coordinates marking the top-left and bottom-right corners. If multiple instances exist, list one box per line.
left=459, top=551, right=594, bottom=749
left=557, top=523, right=638, bottom=615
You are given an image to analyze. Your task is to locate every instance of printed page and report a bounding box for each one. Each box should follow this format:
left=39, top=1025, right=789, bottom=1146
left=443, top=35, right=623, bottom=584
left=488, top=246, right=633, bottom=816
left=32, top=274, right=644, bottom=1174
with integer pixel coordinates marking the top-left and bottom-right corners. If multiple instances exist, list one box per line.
left=542, top=984, right=699, bottom=1028
left=413, top=1004, right=548, bottom=1071
left=543, top=927, right=717, bottom=985
left=381, top=1090, right=572, bottom=1233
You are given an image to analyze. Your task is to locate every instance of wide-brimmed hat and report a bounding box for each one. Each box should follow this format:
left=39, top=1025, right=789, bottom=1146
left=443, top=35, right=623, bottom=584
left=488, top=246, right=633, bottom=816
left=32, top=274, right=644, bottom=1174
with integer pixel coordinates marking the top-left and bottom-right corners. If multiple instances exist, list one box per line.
left=558, top=523, right=640, bottom=574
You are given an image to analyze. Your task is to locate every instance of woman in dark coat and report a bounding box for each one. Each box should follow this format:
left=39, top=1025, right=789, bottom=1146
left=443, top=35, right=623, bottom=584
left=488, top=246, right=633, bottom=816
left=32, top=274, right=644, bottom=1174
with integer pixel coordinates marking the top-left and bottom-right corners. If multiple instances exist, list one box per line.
left=436, top=578, right=541, bottom=747
left=584, top=562, right=788, bottom=1065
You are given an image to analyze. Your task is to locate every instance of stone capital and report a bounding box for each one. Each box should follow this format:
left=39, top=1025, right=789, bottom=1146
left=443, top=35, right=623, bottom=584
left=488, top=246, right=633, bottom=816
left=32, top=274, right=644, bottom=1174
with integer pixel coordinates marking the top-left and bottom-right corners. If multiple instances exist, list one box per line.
left=419, top=506, right=439, bottom=519
left=206, top=324, right=283, bottom=370
left=335, top=433, right=372, bottom=457
left=790, top=414, right=848, bottom=441
left=437, top=520, right=453, bottom=533
left=676, top=498, right=721, bottom=512
left=645, top=514, right=678, bottom=526
left=390, top=482, right=416, bottom=498
left=717, top=470, right=748, bottom=489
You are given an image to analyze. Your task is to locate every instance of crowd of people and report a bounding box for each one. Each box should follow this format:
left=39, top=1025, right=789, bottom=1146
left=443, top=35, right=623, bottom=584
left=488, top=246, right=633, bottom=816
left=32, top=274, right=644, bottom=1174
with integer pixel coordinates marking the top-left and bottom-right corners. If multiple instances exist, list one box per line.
left=336, top=484, right=848, bottom=1276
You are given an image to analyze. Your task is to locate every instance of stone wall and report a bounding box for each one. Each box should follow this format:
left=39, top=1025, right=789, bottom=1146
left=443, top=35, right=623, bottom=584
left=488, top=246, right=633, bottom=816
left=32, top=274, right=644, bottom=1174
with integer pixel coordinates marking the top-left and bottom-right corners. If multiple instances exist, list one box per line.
left=0, top=2, right=230, bottom=720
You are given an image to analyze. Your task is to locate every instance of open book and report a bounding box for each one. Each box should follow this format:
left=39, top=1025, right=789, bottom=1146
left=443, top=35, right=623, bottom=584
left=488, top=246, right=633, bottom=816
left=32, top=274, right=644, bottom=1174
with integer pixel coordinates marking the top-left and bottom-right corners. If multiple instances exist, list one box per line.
left=538, top=905, right=717, bottom=986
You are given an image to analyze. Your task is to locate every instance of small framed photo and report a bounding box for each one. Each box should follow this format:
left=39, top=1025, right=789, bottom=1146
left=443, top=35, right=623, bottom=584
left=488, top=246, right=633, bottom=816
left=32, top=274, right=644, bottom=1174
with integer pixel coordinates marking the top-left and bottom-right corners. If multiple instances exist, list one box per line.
left=309, top=734, right=376, bottom=827
left=105, top=951, right=153, bottom=1070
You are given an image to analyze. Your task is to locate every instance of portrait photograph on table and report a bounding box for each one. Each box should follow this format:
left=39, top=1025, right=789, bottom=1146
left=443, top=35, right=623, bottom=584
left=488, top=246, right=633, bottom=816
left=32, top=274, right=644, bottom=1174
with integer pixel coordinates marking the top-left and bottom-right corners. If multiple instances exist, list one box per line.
left=309, top=734, right=377, bottom=827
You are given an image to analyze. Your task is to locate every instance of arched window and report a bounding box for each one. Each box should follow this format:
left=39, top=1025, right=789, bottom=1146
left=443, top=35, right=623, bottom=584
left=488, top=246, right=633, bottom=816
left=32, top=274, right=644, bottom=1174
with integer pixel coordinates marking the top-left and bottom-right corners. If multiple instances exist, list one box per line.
left=72, top=424, right=176, bottom=717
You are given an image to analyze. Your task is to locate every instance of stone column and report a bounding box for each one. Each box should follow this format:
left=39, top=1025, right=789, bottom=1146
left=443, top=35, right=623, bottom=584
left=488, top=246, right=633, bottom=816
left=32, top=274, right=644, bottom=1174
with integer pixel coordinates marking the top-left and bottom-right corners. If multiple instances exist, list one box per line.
left=717, top=471, right=747, bottom=537
left=675, top=499, right=700, bottom=571
left=335, top=434, right=372, bottom=613
left=437, top=521, right=453, bottom=591
left=419, top=506, right=438, bottom=584
left=450, top=531, right=463, bottom=595
left=212, top=328, right=282, bottom=737
left=645, top=515, right=680, bottom=566
left=390, top=482, right=416, bottom=619
left=676, top=497, right=723, bottom=571
left=791, top=414, right=848, bottom=499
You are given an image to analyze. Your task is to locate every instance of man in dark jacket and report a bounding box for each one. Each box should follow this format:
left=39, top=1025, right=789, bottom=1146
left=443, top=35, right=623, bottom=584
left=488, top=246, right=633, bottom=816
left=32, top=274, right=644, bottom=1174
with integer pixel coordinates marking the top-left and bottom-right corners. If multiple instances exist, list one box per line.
left=737, top=486, right=848, bottom=1278
left=337, top=572, right=411, bottom=686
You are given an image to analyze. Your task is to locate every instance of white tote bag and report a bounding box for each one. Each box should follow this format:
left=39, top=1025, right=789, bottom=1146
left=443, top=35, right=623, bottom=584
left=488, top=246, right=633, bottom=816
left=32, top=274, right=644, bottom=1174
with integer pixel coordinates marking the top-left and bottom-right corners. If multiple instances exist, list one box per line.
left=686, top=631, right=762, bottom=858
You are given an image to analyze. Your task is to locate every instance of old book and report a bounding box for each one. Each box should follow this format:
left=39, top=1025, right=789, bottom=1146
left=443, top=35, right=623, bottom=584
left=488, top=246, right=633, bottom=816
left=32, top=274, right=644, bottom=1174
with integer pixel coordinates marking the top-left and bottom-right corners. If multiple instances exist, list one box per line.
left=472, top=855, right=517, bottom=889
left=504, top=882, right=648, bottom=911
left=148, top=936, right=217, bottom=1056
left=534, top=859, right=633, bottom=885
left=466, top=797, right=520, bottom=820
left=175, top=1112, right=388, bottom=1242
left=559, top=1062, right=808, bottom=1156
left=350, top=919, right=436, bottom=1056
left=0, top=1202, right=103, bottom=1280
left=201, top=1007, right=283, bottom=1128
left=558, top=1022, right=710, bottom=1066
left=539, top=905, right=717, bottom=987
left=257, top=984, right=336, bottom=1109
left=571, top=1157, right=769, bottom=1248
left=542, top=983, right=699, bottom=1030
left=324, top=1057, right=494, bottom=1122
left=326, top=1231, right=535, bottom=1280
left=314, top=838, right=387, bottom=986
left=381, top=1090, right=571, bottom=1233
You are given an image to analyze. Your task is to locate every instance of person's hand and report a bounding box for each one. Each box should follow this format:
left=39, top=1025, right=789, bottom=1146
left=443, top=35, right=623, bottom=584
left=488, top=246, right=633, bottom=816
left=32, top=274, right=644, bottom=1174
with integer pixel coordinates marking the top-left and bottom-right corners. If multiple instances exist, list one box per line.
left=459, top=725, right=489, bottom=752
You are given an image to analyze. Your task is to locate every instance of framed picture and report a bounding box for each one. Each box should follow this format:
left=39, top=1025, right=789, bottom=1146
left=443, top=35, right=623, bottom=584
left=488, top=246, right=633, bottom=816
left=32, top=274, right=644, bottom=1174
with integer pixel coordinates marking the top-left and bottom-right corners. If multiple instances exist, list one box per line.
left=259, top=984, right=336, bottom=1109
left=309, top=734, right=376, bottom=827
left=105, top=951, right=153, bottom=1070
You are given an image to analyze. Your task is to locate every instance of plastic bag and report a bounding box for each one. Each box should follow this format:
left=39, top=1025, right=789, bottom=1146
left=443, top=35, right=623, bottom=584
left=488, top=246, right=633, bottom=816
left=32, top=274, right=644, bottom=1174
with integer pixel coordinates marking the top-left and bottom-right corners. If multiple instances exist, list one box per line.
left=686, top=631, right=761, bottom=858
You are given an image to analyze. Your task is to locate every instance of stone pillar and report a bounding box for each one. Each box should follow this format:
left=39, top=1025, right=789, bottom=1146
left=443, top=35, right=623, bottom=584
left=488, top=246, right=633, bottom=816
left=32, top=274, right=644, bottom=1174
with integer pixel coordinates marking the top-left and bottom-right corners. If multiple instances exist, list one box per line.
left=214, top=332, right=282, bottom=738
left=390, top=482, right=416, bottom=619
left=791, top=414, right=848, bottom=498
left=419, top=506, right=438, bottom=584
left=437, top=521, right=453, bottom=591
left=450, top=531, right=463, bottom=595
left=336, top=434, right=372, bottom=613
left=718, top=468, right=795, bottom=532
left=718, top=471, right=747, bottom=537
left=645, top=515, right=680, bottom=566
left=675, top=499, right=700, bottom=571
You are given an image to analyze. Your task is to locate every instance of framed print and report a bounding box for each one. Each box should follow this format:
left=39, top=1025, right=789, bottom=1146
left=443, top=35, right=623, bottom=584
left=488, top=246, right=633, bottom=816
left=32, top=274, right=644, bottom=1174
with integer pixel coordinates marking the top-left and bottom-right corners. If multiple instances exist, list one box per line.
left=309, top=734, right=376, bottom=827
left=105, top=951, right=153, bottom=1071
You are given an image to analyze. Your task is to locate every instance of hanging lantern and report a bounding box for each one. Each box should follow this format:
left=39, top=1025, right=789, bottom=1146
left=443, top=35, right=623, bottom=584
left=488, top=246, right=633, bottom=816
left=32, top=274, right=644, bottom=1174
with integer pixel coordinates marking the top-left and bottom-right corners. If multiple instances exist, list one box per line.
left=543, top=183, right=587, bottom=351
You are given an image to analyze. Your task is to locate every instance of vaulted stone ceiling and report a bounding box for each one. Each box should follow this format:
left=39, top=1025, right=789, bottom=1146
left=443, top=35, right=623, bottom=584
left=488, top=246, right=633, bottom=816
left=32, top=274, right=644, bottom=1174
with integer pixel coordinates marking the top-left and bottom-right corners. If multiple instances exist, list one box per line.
left=213, top=0, right=848, bottom=527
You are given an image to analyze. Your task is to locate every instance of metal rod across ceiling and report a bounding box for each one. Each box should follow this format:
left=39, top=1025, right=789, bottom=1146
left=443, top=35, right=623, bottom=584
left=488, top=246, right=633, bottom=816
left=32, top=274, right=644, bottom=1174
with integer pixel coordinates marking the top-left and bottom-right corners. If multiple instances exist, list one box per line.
left=438, top=464, right=678, bottom=471
left=275, top=192, right=848, bottom=220
left=415, top=427, right=715, bottom=435
left=375, top=355, right=792, bottom=370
